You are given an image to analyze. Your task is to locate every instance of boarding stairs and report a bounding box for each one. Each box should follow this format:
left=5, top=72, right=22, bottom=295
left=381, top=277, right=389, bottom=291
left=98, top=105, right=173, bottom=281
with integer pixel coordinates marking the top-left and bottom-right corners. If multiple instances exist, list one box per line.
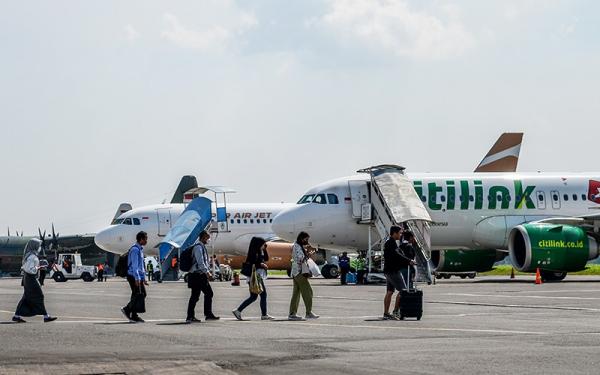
left=358, top=165, right=433, bottom=284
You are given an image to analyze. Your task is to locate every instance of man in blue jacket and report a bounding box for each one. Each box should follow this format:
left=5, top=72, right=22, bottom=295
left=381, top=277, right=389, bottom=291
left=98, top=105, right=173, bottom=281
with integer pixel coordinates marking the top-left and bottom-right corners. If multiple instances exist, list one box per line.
left=121, top=231, right=148, bottom=323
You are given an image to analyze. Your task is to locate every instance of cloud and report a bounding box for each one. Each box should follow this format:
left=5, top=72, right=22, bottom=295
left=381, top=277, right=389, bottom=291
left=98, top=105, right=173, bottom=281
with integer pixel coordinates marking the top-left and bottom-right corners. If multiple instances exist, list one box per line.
left=161, top=5, right=257, bottom=51
left=316, top=0, right=475, bottom=60
left=125, top=24, right=140, bottom=42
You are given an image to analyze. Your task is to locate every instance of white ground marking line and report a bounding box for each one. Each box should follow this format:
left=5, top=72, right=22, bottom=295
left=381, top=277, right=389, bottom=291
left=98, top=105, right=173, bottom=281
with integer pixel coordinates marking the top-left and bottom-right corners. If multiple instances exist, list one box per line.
left=446, top=293, right=600, bottom=301
left=0, top=310, right=123, bottom=320
left=236, top=319, right=548, bottom=335
left=430, top=300, right=600, bottom=312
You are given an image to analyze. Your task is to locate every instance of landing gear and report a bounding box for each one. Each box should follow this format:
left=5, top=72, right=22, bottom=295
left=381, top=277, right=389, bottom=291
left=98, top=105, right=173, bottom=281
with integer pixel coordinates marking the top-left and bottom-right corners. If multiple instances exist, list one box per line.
left=540, top=270, right=567, bottom=282
left=321, top=264, right=339, bottom=279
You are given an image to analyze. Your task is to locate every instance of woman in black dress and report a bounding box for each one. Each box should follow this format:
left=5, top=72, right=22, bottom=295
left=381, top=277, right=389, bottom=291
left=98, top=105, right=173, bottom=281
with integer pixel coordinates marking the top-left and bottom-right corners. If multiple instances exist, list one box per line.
left=12, top=239, right=57, bottom=323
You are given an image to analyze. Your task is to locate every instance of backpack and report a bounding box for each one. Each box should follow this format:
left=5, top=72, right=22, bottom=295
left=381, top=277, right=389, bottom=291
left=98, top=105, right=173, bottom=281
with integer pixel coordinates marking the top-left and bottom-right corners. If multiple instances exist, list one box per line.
left=115, top=250, right=130, bottom=278
left=179, top=245, right=196, bottom=273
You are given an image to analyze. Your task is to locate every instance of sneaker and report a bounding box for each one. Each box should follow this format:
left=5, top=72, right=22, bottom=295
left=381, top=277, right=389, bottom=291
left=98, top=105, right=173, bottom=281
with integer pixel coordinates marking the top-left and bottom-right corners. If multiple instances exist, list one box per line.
left=232, top=310, right=243, bottom=321
left=288, top=314, right=304, bottom=321
left=261, top=314, right=275, bottom=321
left=186, top=317, right=202, bottom=324
left=44, top=316, right=58, bottom=323
left=305, top=312, right=319, bottom=319
left=12, top=316, right=26, bottom=323
left=382, top=313, right=395, bottom=320
left=120, top=307, right=131, bottom=321
left=205, top=315, right=220, bottom=321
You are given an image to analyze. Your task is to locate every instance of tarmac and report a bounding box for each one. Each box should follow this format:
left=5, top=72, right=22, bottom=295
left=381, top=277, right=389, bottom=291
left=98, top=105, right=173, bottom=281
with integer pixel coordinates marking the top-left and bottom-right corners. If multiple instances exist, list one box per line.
left=1, top=275, right=600, bottom=375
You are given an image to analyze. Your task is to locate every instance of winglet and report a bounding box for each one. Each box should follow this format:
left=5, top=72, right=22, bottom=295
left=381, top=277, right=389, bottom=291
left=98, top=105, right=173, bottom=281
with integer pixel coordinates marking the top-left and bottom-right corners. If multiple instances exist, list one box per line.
left=475, top=133, right=523, bottom=172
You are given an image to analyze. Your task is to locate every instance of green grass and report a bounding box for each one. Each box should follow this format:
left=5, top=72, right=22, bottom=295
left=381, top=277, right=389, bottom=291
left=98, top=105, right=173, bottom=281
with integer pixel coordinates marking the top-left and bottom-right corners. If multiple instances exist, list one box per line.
left=479, top=264, right=600, bottom=276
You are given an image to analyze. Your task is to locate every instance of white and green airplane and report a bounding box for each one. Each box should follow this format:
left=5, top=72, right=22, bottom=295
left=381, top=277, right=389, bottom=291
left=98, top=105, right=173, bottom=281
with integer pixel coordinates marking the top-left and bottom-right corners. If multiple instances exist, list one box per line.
left=272, top=169, right=600, bottom=281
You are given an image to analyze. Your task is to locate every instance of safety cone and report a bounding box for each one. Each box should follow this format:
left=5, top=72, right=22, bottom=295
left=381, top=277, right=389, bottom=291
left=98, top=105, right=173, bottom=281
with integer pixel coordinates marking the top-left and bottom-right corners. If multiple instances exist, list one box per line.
left=231, top=271, right=240, bottom=286
left=535, top=268, right=543, bottom=285
left=510, top=268, right=515, bottom=279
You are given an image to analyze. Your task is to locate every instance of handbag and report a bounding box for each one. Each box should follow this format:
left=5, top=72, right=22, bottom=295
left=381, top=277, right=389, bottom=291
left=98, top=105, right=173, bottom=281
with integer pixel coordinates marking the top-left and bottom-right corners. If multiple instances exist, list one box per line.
left=241, top=262, right=253, bottom=277
left=249, top=265, right=264, bottom=295
left=132, top=287, right=146, bottom=313
left=301, top=261, right=312, bottom=278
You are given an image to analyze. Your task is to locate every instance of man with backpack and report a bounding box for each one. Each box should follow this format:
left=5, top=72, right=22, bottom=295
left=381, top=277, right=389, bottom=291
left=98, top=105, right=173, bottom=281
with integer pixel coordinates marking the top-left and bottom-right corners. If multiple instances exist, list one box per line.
left=120, top=231, right=148, bottom=323
left=185, top=231, right=220, bottom=324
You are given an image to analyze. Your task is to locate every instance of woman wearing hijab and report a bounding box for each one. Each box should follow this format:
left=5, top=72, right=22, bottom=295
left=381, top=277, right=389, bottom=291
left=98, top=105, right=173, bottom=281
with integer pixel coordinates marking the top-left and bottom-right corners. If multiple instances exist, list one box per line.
left=232, top=237, right=274, bottom=321
left=12, top=239, right=57, bottom=323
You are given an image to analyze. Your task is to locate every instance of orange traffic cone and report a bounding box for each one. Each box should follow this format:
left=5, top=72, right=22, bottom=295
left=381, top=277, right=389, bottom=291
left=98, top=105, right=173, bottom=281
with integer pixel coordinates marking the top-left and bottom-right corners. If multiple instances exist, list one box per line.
left=510, top=268, right=515, bottom=279
left=535, top=268, right=542, bottom=285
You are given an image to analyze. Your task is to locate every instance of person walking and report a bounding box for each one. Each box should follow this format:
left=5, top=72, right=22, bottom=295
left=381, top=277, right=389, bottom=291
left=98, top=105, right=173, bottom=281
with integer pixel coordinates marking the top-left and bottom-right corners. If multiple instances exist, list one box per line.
left=288, top=232, right=319, bottom=321
left=383, top=226, right=414, bottom=320
left=12, top=239, right=57, bottom=323
left=147, top=261, right=154, bottom=281
left=232, top=237, right=274, bottom=321
left=121, top=231, right=148, bottom=323
left=338, top=252, right=351, bottom=285
left=186, top=231, right=220, bottom=324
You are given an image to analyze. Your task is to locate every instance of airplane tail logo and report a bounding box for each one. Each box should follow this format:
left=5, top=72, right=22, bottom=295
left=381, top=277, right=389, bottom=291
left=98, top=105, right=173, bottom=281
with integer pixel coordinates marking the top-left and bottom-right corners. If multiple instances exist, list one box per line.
left=588, top=180, right=600, bottom=204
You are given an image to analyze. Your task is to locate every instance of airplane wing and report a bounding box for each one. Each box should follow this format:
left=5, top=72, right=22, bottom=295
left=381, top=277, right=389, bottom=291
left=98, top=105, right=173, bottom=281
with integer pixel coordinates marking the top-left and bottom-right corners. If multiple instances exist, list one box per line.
left=55, top=234, right=97, bottom=250
left=474, top=133, right=523, bottom=172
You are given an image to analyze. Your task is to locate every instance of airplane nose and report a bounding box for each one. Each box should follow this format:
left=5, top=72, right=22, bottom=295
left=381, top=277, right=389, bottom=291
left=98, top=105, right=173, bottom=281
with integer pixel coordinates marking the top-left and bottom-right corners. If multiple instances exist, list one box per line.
left=272, top=209, right=297, bottom=242
left=94, top=227, right=118, bottom=253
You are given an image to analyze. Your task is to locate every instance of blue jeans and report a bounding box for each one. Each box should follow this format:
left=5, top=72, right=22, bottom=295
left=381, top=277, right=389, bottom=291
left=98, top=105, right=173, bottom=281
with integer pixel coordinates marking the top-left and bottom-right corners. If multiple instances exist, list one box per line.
left=238, top=278, right=267, bottom=316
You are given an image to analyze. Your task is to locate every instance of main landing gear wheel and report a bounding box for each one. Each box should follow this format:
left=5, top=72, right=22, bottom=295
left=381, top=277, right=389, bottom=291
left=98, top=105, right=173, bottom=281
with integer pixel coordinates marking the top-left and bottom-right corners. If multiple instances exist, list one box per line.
left=540, top=270, right=567, bottom=282
left=321, top=264, right=339, bottom=279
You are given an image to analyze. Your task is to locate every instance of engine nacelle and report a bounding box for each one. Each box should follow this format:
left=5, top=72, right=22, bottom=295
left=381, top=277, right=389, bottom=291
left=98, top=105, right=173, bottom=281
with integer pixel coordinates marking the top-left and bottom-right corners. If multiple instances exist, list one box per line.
left=508, top=223, right=599, bottom=272
left=431, top=249, right=505, bottom=273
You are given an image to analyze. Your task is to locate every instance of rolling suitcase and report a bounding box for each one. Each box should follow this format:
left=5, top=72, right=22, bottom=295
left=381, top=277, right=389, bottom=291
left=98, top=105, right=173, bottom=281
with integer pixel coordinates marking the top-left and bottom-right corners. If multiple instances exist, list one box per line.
left=399, top=267, right=423, bottom=321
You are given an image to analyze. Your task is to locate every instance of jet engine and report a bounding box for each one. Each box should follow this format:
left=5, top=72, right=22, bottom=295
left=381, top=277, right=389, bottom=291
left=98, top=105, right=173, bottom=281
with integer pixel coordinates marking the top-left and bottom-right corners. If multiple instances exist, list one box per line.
left=508, top=223, right=599, bottom=273
left=431, top=249, right=505, bottom=273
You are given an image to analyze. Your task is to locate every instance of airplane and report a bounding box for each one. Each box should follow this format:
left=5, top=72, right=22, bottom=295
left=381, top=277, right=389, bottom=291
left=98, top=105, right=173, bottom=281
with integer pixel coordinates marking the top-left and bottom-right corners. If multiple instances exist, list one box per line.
left=94, top=133, right=523, bottom=277
left=0, top=225, right=108, bottom=277
left=271, top=135, right=600, bottom=282
left=94, top=179, right=296, bottom=272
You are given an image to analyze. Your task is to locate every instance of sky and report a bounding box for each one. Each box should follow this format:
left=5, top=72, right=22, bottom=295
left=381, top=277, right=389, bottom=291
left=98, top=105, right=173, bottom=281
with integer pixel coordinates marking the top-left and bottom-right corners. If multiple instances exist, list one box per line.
left=1, top=0, right=599, bottom=235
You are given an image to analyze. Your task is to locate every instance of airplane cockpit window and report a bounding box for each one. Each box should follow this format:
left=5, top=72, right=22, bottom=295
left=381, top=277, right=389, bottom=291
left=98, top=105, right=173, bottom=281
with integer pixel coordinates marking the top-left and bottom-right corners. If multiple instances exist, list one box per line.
left=313, top=194, right=327, bottom=204
left=133, top=218, right=141, bottom=225
left=113, top=218, right=124, bottom=225
left=327, top=194, right=339, bottom=204
left=298, top=194, right=315, bottom=204
left=123, top=218, right=132, bottom=225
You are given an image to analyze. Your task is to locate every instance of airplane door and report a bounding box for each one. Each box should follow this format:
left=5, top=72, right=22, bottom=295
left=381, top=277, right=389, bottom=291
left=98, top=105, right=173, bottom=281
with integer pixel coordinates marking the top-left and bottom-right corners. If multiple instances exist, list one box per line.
left=157, top=209, right=172, bottom=236
left=349, top=180, right=370, bottom=218
left=550, top=190, right=561, bottom=209
left=536, top=191, right=546, bottom=210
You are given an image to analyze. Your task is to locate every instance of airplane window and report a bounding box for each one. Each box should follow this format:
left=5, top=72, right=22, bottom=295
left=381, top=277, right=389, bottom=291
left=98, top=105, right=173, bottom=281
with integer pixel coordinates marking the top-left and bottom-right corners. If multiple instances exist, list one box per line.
left=538, top=194, right=544, bottom=201
left=114, top=218, right=124, bottom=225
left=133, top=218, right=140, bottom=225
left=230, top=219, right=234, bottom=224
left=269, top=219, right=273, bottom=223
left=244, top=219, right=248, bottom=224
left=583, top=194, right=587, bottom=201
left=313, top=194, right=327, bottom=204
left=237, top=219, right=241, bottom=224
left=469, top=195, right=474, bottom=202
left=263, top=219, right=267, bottom=224
left=573, top=194, right=578, bottom=201
left=421, top=196, right=426, bottom=202
left=250, top=219, right=254, bottom=224
left=497, top=195, right=502, bottom=202
left=553, top=194, right=559, bottom=201
left=440, top=195, right=446, bottom=202
left=563, top=194, right=569, bottom=201
left=327, top=194, right=339, bottom=204
left=123, top=218, right=132, bottom=225
left=297, top=195, right=315, bottom=204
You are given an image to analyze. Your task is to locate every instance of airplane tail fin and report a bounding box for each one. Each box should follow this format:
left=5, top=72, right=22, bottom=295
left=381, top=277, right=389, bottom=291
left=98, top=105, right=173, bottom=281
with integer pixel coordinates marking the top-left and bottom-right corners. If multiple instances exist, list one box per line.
left=170, top=175, right=199, bottom=204
left=110, top=203, right=132, bottom=224
left=474, top=132, right=523, bottom=172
